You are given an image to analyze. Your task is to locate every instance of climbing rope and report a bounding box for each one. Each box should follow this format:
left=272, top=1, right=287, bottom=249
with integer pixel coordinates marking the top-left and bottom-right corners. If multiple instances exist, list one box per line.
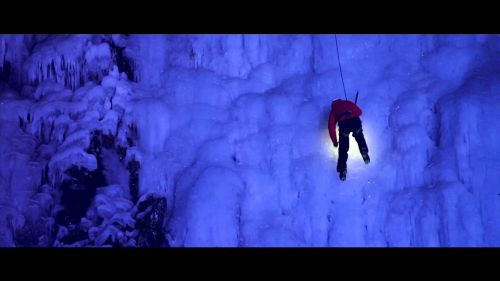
left=334, top=34, right=348, bottom=101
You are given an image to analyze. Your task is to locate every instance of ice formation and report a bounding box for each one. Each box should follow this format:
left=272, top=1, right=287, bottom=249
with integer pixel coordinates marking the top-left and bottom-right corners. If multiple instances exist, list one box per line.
left=0, top=34, right=498, bottom=247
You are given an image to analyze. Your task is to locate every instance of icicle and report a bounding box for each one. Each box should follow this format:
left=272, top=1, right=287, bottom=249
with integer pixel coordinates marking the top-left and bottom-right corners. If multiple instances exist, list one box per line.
left=24, top=37, right=91, bottom=90
left=0, top=38, right=5, bottom=68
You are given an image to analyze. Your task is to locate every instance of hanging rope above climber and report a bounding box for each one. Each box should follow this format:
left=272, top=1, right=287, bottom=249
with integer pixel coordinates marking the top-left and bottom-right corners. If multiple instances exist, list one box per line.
left=335, top=34, right=348, bottom=101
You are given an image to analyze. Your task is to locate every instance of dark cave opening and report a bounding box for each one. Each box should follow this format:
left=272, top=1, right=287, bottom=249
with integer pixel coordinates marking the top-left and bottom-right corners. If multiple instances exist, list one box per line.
left=110, top=41, right=135, bottom=82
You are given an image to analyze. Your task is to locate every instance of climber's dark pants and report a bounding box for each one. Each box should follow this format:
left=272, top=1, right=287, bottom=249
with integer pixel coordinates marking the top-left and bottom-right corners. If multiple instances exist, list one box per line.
left=337, top=117, right=369, bottom=172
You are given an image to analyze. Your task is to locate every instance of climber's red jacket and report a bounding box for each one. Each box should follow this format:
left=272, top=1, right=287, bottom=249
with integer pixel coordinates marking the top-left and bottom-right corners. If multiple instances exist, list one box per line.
left=328, top=99, right=362, bottom=146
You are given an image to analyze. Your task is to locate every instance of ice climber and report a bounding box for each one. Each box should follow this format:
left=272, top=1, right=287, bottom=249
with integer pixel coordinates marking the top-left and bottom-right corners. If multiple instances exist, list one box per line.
left=328, top=99, right=370, bottom=181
